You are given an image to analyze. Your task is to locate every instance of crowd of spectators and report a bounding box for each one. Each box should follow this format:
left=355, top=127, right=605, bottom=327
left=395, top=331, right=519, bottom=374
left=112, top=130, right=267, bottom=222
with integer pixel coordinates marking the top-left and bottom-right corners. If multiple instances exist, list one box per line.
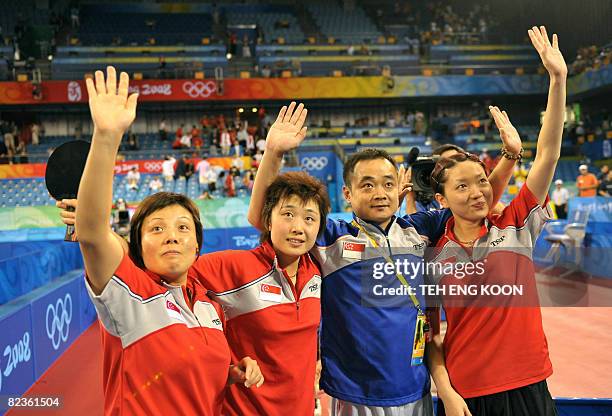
left=123, top=153, right=259, bottom=201
left=159, top=108, right=272, bottom=159
left=0, top=120, right=42, bottom=164
left=419, top=2, right=496, bottom=46
left=569, top=44, right=612, bottom=76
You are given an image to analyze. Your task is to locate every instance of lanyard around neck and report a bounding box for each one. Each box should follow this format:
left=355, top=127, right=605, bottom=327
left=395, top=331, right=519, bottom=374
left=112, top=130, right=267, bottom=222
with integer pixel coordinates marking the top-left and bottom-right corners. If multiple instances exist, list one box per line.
left=352, top=220, right=423, bottom=314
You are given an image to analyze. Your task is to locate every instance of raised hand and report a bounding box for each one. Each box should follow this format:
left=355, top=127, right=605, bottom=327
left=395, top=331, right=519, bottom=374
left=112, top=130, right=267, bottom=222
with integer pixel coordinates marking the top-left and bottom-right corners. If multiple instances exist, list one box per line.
left=265, top=102, right=308, bottom=157
left=528, top=26, right=567, bottom=79
left=398, top=164, right=413, bottom=203
left=489, top=106, right=522, bottom=154
left=85, top=66, right=139, bottom=140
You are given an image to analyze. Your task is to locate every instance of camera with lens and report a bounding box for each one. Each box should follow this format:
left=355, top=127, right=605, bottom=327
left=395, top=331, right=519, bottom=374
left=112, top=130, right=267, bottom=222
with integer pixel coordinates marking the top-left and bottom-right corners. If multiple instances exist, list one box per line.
left=410, top=156, right=439, bottom=204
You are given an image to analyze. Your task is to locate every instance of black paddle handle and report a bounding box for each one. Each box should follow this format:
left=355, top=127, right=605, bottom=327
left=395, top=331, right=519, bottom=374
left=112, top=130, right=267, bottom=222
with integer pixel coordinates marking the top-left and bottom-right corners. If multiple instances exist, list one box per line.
left=64, top=206, right=77, bottom=242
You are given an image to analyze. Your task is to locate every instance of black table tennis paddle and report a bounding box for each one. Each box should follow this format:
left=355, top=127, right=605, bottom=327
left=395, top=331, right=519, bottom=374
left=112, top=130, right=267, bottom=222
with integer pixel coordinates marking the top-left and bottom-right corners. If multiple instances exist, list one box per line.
left=45, top=140, right=91, bottom=242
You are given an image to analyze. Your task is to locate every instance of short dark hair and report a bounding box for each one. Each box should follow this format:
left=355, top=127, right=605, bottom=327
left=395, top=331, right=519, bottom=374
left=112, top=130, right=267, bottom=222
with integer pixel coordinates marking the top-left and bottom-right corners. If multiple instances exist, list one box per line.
left=430, top=152, right=487, bottom=195
left=343, top=148, right=397, bottom=188
left=260, top=171, right=330, bottom=243
left=129, top=192, right=203, bottom=269
left=432, top=144, right=465, bottom=156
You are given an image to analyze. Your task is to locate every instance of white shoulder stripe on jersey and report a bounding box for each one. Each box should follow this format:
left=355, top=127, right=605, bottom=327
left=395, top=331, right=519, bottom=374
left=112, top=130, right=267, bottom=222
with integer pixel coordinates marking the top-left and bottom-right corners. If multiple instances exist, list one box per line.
left=489, top=204, right=549, bottom=233
left=110, top=275, right=168, bottom=304
left=213, top=268, right=275, bottom=296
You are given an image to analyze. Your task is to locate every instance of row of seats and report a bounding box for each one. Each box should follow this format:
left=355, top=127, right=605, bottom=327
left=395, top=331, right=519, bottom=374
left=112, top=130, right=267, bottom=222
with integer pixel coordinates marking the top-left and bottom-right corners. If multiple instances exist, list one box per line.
left=26, top=129, right=429, bottom=162
left=55, top=45, right=226, bottom=58
left=50, top=42, right=541, bottom=79
left=51, top=56, right=227, bottom=80
left=0, top=173, right=251, bottom=208
left=226, top=11, right=304, bottom=44
left=256, top=44, right=413, bottom=57
left=0, top=161, right=582, bottom=209
left=79, top=11, right=213, bottom=46
left=306, top=3, right=382, bottom=44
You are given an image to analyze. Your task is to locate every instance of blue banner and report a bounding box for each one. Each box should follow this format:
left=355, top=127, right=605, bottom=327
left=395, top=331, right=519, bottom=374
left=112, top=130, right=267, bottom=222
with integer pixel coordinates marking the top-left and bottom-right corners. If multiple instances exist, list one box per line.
left=201, top=226, right=260, bottom=253
left=0, top=241, right=83, bottom=305
left=568, top=197, right=612, bottom=223
left=30, top=278, right=82, bottom=378
left=298, top=151, right=336, bottom=181
left=0, top=304, right=35, bottom=399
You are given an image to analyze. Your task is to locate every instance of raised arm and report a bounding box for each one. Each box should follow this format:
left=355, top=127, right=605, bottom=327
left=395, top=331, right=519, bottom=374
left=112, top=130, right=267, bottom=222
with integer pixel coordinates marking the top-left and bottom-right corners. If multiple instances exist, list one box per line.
left=247, top=102, right=308, bottom=230
left=486, top=106, right=523, bottom=209
left=526, top=26, right=567, bottom=204
left=76, top=67, right=138, bottom=294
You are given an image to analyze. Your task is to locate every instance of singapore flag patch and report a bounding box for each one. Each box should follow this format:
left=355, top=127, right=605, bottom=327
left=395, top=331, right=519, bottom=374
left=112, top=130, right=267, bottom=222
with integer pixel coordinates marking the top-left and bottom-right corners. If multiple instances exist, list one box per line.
left=342, top=241, right=365, bottom=260
left=259, top=283, right=283, bottom=303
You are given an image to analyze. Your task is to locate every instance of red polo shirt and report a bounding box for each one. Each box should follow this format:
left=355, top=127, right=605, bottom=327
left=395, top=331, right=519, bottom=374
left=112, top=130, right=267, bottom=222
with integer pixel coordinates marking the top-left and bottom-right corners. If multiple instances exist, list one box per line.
left=190, top=241, right=322, bottom=416
left=430, top=185, right=553, bottom=398
left=86, top=253, right=231, bottom=415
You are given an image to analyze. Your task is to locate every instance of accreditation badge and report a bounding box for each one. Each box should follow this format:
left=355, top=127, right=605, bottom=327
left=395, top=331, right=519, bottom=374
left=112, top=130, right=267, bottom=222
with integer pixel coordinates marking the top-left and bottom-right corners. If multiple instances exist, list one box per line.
left=411, top=312, right=428, bottom=366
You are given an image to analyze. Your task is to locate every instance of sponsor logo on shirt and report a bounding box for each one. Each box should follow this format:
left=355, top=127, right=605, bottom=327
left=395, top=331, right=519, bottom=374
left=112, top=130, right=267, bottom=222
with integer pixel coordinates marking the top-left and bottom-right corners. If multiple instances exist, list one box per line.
left=490, top=235, right=506, bottom=247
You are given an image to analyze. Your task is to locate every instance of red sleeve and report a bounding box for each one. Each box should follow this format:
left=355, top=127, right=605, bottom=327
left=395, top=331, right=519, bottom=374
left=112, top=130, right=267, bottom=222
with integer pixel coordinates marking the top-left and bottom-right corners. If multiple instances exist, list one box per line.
left=493, top=184, right=552, bottom=243
left=86, top=252, right=166, bottom=299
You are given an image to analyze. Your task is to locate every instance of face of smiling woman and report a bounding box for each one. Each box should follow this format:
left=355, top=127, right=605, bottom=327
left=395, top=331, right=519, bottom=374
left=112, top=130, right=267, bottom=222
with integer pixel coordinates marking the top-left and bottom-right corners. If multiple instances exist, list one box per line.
left=139, top=204, right=199, bottom=284
left=435, top=161, right=493, bottom=223
left=268, top=195, right=321, bottom=267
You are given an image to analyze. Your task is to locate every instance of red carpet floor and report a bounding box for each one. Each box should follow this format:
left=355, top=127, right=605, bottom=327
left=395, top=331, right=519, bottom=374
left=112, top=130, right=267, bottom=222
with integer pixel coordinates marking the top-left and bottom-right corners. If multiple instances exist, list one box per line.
left=8, top=306, right=611, bottom=415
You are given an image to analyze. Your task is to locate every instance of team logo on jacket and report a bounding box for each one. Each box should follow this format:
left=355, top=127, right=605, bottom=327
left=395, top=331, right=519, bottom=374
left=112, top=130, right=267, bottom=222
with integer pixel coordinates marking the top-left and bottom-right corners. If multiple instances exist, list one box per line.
left=166, top=300, right=186, bottom=323
left=342, top=241, right=365, bottom=260
left=260, top=283, right=283, bottom=303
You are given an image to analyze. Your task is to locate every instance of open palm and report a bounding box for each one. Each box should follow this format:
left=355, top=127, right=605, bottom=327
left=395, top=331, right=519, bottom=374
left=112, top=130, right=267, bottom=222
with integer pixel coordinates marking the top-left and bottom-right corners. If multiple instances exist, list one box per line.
left=265, top=102, right=308, bottom=156
left=528, top=26, right=567, bottom=78
left=489, top=106, right=522, bottom=154
left=86, top=66, right=138, bottom=138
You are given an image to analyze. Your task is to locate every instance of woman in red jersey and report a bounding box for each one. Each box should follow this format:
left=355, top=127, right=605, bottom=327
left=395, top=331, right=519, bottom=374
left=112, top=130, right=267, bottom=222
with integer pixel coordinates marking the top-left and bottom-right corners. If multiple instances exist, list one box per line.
left=189, top=167, right=330, bottom=416
left=61, top=100, right=329, bottom=416
left=75, top=66, right=263, bottom=415
left=187, top=103, right=330, bottom=416
left=426, top=26, right=566, bottom=416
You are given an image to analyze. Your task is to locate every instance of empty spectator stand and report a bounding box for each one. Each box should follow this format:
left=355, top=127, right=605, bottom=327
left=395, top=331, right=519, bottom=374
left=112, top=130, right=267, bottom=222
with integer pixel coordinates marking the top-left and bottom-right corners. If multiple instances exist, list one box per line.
left=427, top=44, right=540, bottom=75
left=305, top=3, right=382, bottom=44
left=0, top=178, right=56, bottom=207
left=256, top=44, right=418, bottom=76
left=77, top=3, right=215, bottom=46
left=224, top=5, right=305, bottom=44
left=0, top=172, right=251, bottom=208
left=52, top=45, right=227, bottom=80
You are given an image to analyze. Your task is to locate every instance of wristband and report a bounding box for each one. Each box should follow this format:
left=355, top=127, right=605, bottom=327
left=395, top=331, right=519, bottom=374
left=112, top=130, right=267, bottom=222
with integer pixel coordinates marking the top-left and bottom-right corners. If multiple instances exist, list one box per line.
left=501, top=147, right=523, bottom=161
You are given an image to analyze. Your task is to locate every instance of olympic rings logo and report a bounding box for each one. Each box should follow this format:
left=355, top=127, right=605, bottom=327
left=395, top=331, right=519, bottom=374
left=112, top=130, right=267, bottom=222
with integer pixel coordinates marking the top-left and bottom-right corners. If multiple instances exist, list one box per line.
left=182, top=81, right=216, bottom=98
left=144, top=161, right=163, bottom=172
left=45, top=294, right=73, bottom=351
left=301, top=156, right=329, bottom=171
